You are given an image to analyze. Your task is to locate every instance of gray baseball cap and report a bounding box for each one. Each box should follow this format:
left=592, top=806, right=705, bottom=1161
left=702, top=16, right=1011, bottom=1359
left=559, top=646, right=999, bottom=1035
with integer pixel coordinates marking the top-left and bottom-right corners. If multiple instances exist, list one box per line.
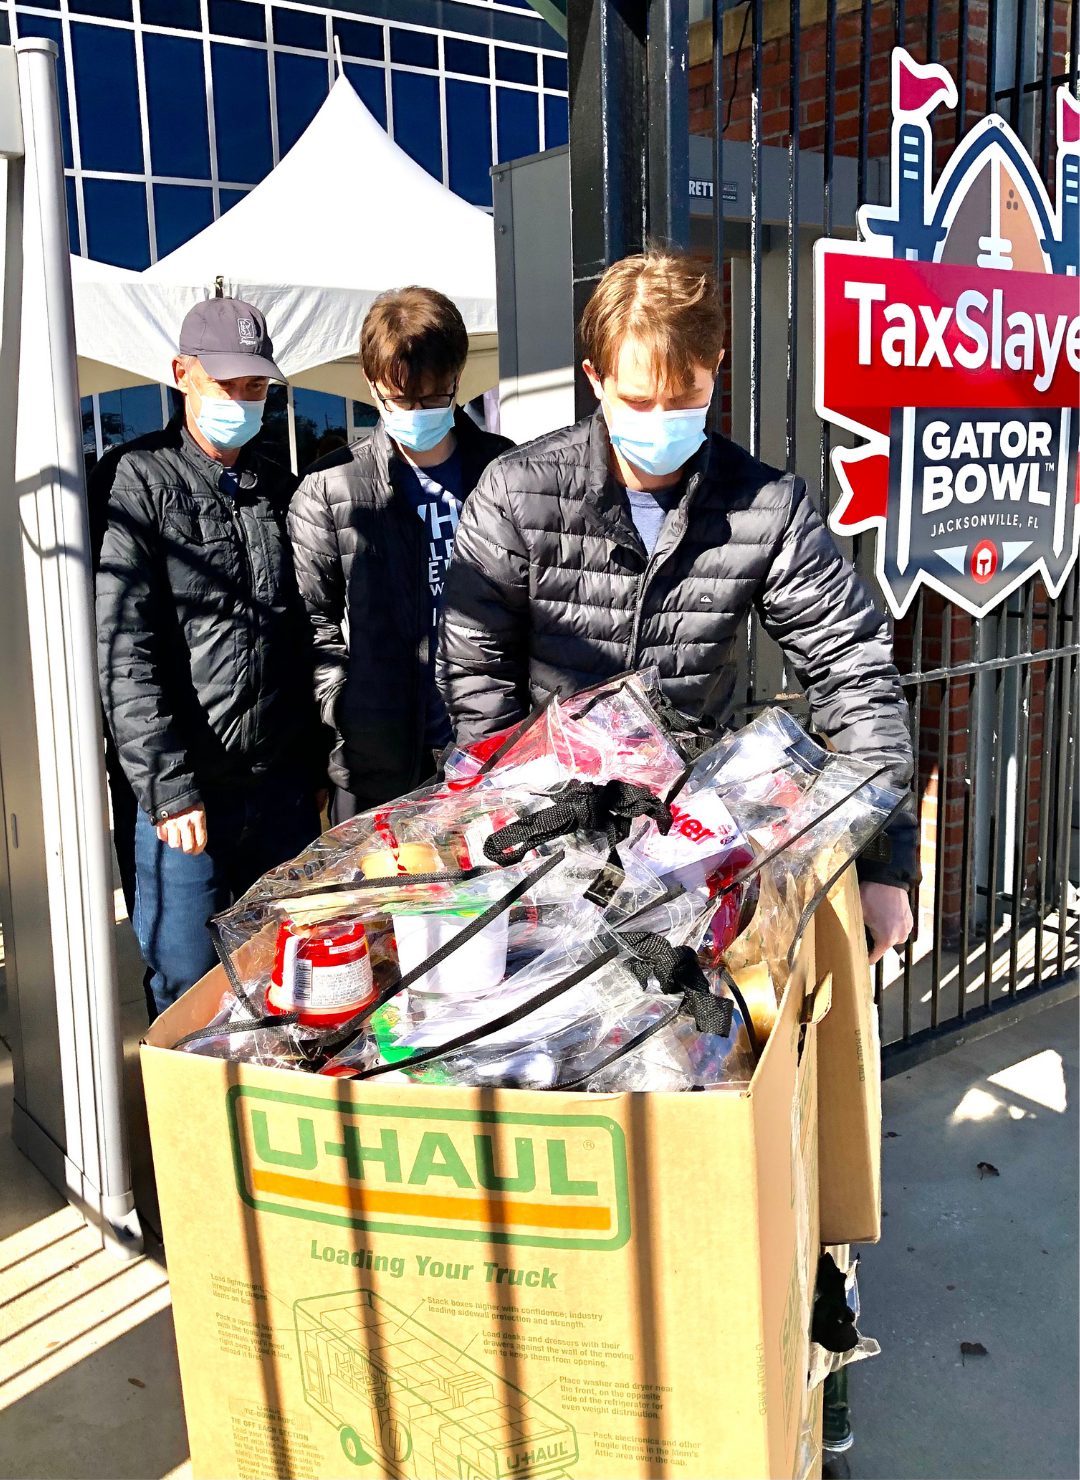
left=178, top=297, right=286, bottom=382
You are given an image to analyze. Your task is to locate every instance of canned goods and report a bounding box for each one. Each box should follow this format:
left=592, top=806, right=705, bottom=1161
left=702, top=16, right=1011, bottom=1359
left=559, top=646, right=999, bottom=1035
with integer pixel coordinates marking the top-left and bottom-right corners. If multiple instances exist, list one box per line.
left=267, top=917, right=376, bottom=1027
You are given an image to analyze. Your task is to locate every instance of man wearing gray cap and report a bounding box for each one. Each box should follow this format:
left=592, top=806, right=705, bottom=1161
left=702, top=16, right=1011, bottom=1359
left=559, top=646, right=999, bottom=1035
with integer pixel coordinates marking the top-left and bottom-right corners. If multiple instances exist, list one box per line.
left=94, top=298, right=326, bottom=1020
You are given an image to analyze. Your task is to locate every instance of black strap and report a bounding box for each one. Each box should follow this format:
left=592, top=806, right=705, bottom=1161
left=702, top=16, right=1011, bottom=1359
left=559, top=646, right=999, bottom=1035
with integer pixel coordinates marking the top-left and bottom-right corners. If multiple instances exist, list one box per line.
left=784, top=790, right=911, bottom=971
left=553, top=1000, right=684, bottom=1090
left=711, top=763, right=893, bottom=908
left=717, top=965, right=762, bottom=1062
left=350, top=946, right=620, bottom=1081
left=620, top=929, right=734, bottom=1038
left=483, top=779, right=672, bottom=867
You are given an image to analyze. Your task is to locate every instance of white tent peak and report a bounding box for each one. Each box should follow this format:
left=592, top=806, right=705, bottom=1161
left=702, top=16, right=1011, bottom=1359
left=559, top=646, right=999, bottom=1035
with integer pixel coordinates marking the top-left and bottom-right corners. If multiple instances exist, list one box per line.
left=145, top=76, right=494, bottom=298
left=71, top=75, right=498, bottom=401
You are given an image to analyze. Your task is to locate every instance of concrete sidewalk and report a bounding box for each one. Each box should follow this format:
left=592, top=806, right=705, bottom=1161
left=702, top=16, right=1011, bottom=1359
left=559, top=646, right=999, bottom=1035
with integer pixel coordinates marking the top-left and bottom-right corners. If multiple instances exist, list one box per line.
left=1, top=935, right=1076, bottom=1478
left=851, top=996, right=1079, bottom=1480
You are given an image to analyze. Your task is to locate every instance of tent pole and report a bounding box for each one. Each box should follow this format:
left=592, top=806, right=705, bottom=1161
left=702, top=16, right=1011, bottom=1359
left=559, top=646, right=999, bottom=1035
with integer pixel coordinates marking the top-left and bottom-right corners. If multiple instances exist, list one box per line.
left=286, top=382, right=299, bottom=475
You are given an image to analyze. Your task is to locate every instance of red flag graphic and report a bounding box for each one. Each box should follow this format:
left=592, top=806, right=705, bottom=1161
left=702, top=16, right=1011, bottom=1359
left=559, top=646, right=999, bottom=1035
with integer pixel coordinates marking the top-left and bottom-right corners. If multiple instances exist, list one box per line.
left=832, top=448, right=890, bottom=529
left=895, top=52, right=956, bottom=117
left=1061, top=90, right=1080, bottom=145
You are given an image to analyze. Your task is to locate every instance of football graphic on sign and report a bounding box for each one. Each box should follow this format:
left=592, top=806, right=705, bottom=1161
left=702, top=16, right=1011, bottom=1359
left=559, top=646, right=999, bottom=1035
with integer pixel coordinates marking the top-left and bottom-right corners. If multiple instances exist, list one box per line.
left=814, top=49, right=1080, bottom=618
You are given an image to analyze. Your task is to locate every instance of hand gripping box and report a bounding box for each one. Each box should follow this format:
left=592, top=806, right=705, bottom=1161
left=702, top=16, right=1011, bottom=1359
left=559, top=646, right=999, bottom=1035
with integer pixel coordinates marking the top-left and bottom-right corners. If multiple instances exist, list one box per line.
left=141, top=924, right=828, bottom=1480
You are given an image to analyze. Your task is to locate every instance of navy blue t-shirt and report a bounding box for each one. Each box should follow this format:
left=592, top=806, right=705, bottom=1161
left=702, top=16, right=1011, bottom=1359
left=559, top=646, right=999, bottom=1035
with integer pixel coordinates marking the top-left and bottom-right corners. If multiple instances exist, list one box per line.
left=624, top=484, right=681, bottom=556
left=398, top=449, right=464, bottom=749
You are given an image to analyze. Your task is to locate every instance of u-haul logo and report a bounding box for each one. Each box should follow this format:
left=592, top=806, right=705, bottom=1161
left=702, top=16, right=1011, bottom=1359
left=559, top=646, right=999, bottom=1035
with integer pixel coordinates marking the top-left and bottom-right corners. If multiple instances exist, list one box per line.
left=228, top=1087, right=629, bottom=1250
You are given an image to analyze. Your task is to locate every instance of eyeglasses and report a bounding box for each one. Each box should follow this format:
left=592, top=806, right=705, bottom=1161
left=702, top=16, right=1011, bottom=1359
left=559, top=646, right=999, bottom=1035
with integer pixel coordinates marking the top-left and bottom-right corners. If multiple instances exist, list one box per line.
left=375, top=384, right=457, bottom=412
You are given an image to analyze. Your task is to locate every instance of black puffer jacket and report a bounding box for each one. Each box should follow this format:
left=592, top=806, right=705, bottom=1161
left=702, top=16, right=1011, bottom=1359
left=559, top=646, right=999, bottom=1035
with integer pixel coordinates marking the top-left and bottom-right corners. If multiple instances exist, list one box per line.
left=287, top=411, right=512, bottom=806
left=438, top=411, right=917, bottom=887
left=95, top=421, right=323, bottom=824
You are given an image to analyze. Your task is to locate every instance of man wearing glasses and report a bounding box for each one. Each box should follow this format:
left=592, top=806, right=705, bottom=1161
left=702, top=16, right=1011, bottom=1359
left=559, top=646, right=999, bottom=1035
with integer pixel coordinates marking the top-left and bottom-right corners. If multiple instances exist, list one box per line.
left=288, top=286, right=512, bottom=822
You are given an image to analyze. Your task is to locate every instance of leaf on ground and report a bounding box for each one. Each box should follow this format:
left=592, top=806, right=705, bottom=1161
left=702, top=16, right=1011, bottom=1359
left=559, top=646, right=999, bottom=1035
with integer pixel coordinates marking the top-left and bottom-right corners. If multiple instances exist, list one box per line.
left=960, top=1341, right=988, bottom=1364
left=977, top=1161, right=1000, bottom=1178
left=946, top=1284, right=956, bottom=1291
left=128, top=1377, right=146, bottom=1389
left=884, top=1130, right=900, bottom=1138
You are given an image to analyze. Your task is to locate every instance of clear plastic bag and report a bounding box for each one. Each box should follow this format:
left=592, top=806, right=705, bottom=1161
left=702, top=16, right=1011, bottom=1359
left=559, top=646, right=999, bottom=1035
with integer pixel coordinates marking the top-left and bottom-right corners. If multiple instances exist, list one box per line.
left=442, top=670, right=687, bottom=798
left=365, top=935, right=678, bottom=1089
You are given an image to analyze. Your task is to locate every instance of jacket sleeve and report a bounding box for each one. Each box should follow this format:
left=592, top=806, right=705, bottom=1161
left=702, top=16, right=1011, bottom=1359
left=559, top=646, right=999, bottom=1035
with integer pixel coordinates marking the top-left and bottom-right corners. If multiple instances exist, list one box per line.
left=756, top=476, right=918, bottom=889
left=287, top=473, right=348, bottom=728
left=437, top=460, right=531, bottom=743
left=95, top=466, right=201, bottom=822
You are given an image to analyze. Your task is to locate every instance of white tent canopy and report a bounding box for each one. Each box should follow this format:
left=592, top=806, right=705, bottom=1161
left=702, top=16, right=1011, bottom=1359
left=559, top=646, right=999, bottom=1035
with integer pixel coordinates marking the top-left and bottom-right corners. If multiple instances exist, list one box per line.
left=71, top=76, right=498, bottom=404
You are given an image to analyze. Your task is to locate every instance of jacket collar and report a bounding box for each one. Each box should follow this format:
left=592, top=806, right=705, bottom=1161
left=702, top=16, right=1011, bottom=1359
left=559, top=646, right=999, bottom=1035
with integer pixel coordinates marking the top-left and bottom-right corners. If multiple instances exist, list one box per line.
left=579, top=407, right=712, bottom=552
left=179, top=420, right=258, bottom=492
left=369, top=406, right=493, bottom=506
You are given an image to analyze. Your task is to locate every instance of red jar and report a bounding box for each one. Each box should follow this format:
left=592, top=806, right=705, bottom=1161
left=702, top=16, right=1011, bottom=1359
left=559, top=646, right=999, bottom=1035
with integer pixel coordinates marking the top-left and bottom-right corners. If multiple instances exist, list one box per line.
left=267, top=918, right=376, bottom=1027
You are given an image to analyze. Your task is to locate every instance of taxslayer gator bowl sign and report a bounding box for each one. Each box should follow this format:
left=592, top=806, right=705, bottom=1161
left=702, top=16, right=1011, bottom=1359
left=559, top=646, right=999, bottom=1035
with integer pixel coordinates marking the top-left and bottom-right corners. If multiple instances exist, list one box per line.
left=815, top=48, right=1080, bottom=618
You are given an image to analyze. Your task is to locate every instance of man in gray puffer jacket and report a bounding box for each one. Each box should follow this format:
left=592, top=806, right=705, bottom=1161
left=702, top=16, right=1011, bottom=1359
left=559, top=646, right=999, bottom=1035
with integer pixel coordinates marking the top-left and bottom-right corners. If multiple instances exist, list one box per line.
left=439, top=250, right=916, bottom=960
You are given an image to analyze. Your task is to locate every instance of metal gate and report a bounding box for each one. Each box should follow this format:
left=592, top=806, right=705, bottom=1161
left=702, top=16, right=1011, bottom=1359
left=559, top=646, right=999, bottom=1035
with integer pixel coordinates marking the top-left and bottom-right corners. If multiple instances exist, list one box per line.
left=566, top=0, right=1079, bottom=1057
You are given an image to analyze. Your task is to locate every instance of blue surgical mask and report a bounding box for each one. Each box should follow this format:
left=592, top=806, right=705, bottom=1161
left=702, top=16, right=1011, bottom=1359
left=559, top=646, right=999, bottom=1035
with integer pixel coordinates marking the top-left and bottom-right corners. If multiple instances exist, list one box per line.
left=603, top=399, right=709, bottom=478
left=380, top=403, right=456, bottom=454
left=195, top=395, right=266, bottom=450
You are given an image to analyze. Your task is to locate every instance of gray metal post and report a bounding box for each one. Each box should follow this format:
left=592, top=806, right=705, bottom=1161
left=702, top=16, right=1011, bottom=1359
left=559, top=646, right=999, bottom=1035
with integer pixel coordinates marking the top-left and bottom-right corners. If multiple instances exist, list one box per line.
left=0, top=39, right=141, bottom=1256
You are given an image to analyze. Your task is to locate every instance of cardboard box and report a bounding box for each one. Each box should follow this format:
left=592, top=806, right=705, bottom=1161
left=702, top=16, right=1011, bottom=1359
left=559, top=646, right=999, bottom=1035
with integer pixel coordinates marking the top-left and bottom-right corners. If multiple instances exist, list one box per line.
left=815, top=868, right=882, bottom=1244
left=142, top=927, right=829, bottom=1480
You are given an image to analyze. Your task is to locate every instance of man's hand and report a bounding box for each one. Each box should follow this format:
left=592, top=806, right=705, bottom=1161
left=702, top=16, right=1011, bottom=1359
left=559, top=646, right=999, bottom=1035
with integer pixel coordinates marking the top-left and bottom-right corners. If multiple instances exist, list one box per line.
left=156, top=805, right=208, bottom=855
left=860, top=881, right=914, bottom=964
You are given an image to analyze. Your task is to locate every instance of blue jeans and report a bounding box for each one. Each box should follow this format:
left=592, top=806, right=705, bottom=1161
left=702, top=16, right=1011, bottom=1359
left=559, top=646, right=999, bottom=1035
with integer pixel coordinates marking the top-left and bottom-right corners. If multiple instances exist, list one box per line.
left=133, top=779, right=320, bottom=1021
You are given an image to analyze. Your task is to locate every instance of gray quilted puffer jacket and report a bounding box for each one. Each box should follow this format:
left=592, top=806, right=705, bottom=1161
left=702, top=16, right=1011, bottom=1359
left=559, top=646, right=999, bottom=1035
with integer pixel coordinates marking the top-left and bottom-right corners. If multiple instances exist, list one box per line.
left=438, top=410, right=917, bottom=887
left=287, top=411, right=512, bottom=805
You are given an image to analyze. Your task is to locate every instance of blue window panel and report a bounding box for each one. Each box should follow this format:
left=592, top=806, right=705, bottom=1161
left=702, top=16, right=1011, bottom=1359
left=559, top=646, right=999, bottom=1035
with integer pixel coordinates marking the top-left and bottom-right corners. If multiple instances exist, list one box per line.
left=275, top=52, right=329, bottom=157
left=142, top=0, right=200, bottom=27
left=344, top=63, right=387, bottom=127
left=98, top=385, right=166, bottom=449
left=444, top=37, right=488, bottom=78
left=71, top=24, right=143, bottom=173
left=144, top=35, right=211, bottom=179
left=389, top=28, right=437, bottom=70
left=219, top=188, right=249, bottom=215
left=153, top=184, right=214, bottom=258
left=65, top=175, right=79, bottom=251
left=84, top=178, right=150, bottom=269
left=446, top=79, right=492, bottom=208
left=544, top=92, right=569, bottom=150
left=81, top=396, right=97, bottom=463
left=209, top=0, right=265, bottom=41
left=494, top=46, right=536, bottom=85
left=391, top=71, right=441, bottom=181
left=496, top=86, right=539, bottom=165
left=294, top=390, right=348, bottom=471
left=351, top=400, right=378, bottom=431
left=69, top=0, right=132, bottom=18
left=258, top=383, right=290, bottom=465
left=543, top=54, right=568, bottom=92
left=272, top=7, right=325, bottom=50
left=212, top=44, right=272, bottom=183
left=334, top=19, right=383, bottom=61
left=15, top=16, right=72, bottom=167
left=65, top=176, right=80, bottom=253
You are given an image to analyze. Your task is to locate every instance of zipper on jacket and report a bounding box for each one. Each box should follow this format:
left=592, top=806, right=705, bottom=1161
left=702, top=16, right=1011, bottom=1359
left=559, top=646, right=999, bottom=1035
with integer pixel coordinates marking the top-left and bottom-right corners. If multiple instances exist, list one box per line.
left=223, top=490, right=259, bottom=753
left=626, top=472, right=702, bottom=668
